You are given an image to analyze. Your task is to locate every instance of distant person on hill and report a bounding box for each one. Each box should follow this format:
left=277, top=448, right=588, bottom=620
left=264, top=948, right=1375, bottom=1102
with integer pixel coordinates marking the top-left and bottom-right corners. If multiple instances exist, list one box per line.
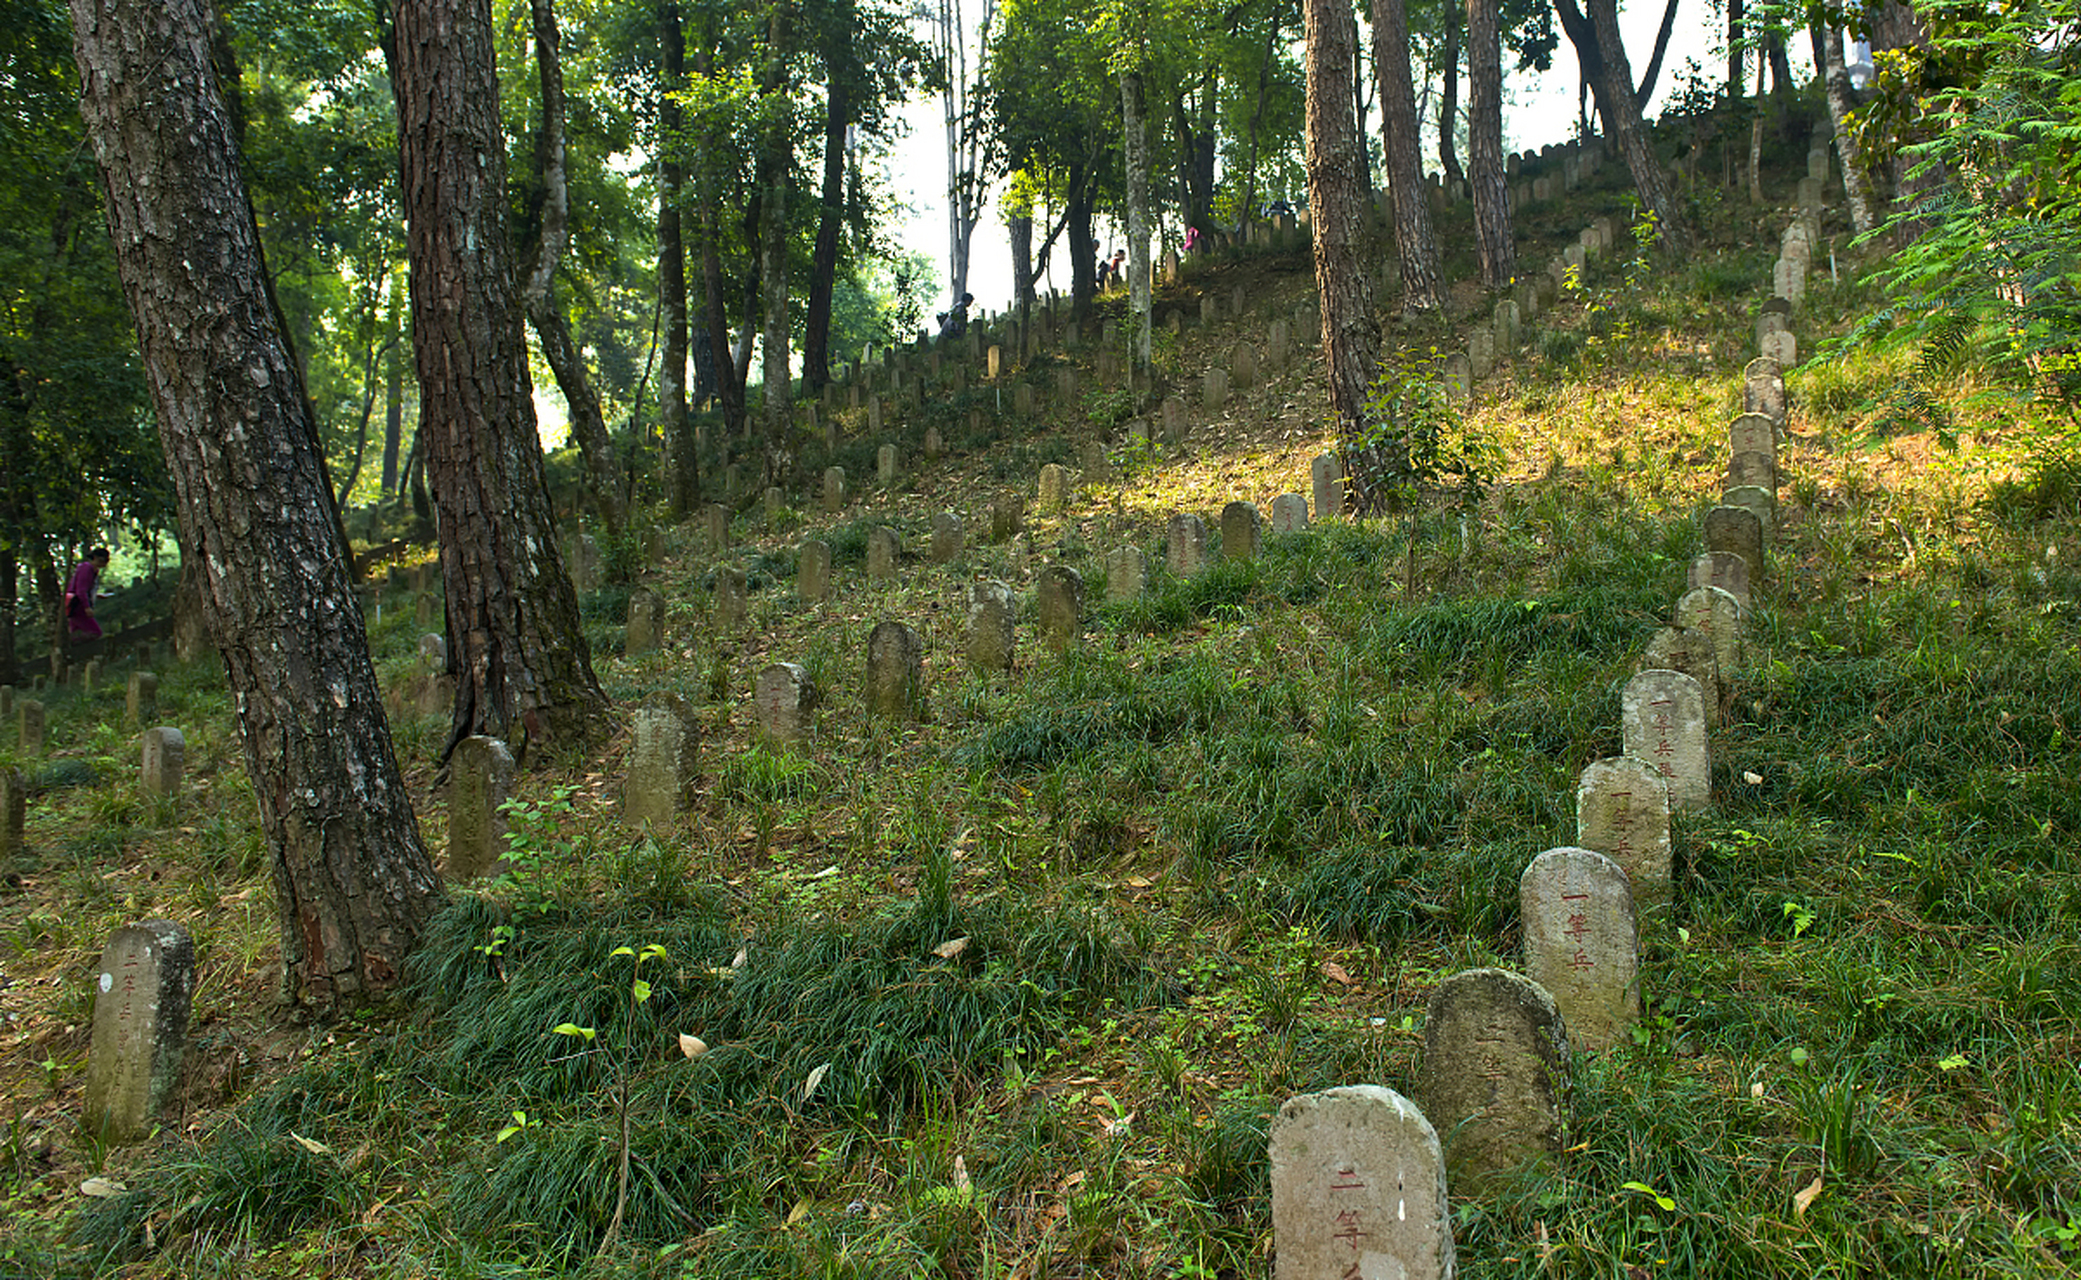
left=1108, top=250, right=1126, bottom=288
left=65, top=546, right=111, bottom=639
left=1184, top=225, right=1201, bottom=255
left=1092, top=239, right=1106, bottom=290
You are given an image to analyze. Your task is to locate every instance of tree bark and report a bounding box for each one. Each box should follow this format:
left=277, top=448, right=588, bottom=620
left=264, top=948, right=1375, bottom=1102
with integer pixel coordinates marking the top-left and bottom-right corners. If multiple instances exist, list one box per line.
left=1726, top=0, right=1745, bottom=98
left=1586, top=0, right=1692, bottom=253
left=1369, top=0, right=1444, bottom=311
left=1632, top=0, right=1681, bottom=108
left=1813, top=21, right=1876, bottom=233
left=803, top=38, right=849, bottom=394
left=380, top=279, right=404, bottom=499
left=1122, top=70, right=1152, bottom=384
left=392, top=0, right=610, bottom=756
left=70, top=0, right=442, bottom=1008
left=1437, top=19, right=1464, bottom=186
left=757, top=0, right=791, bottom=472
left=1010, top=210, right=1034, bottom=317
left=1465, top=0, right=1513, bottom=287
left=658, top=1, right=696, bottom=516
left=1302, top=0, right=1383, bottom=509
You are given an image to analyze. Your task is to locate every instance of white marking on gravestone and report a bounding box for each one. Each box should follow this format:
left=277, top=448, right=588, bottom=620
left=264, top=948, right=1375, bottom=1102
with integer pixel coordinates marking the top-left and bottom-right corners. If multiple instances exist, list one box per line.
left=754, top=662, right=817, bottom=743
left=1168, top=513, right=1209, bottom=575
left=83, top=920, right=194, bottom=1145
left=1422, top=968, right=1567, bottom=1193
left=715, top=566, right=749, bottom=631
left=1105, top=546, right=1148, bottom=602
left=931, top=512, right=965, bottom=564
left=1038, top=463, right=1074, bottom=513
left=1270, top=1086, right=1455, bottom=1280
left=823, top=466, right=847, bottom=513
left=798, top=540, right=833, bottom=602
left=126, top=672, right=157, bottom=728
left=1622, top=669, right=1709, bottom=810
left=966, top=582, right=1017, bottom=672
left=447, top=735, right=516, bottom=881
left=1576, top=755, right=1673, bottom=926
left=1689, top=551, right=1750, bottom=611
left=1312, top=454, right=1345, bottom=519
left=1704, top=505, right=1765, bottom=580
left=867, top=526, right=902, bottom=581
left=624, top=694, right=699, bottom=828
left=0, top=766, right=23, bottom=859
left=1036, top=565, right=1085, bottom=651
left=626, top=588, right=664, bottom=655
left=1520, top=847, right=1639, bottom=1052
left=140, top=727, right=185, bottom=798
left=1270, top=493, right=1309, bottom=534
left=1675, top=585, right=1745, bottom=682
left=866, top=621, right=925, bottom=716
left=1221, top=501, right=1261, bottom=560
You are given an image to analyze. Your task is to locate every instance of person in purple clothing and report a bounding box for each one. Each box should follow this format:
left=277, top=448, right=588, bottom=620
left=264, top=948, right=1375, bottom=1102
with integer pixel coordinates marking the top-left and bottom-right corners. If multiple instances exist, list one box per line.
left=64, top=546, right=110, bottom=639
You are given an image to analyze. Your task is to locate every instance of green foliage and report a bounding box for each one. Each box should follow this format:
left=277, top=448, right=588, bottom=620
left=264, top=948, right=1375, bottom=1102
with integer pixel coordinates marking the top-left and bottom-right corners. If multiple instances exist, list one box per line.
left=1360, top=353, right=1503, bottom=511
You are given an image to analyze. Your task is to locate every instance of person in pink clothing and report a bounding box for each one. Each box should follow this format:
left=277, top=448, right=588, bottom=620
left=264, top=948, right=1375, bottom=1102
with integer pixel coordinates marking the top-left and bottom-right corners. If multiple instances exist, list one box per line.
left=64, top=546, right=110, bottom=639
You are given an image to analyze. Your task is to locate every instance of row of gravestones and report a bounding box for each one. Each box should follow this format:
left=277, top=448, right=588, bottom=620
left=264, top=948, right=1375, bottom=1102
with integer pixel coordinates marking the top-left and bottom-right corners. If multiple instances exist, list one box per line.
left=1, top=713, right=190, bottom=863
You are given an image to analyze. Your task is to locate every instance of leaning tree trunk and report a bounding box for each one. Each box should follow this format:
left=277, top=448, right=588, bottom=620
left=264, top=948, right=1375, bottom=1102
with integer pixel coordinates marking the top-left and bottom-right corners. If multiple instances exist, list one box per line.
left=1122, top=70, right=1152, bottom=385
left=658, top=0, right=697, bottom=516
left=393, top=0, right=611, bottom=757
left=1587, top=0, right=1692, bottom=254
left=1814, top=21, right=1876, bottom=233
left=1437, top=19, right=1464, bottom=186
left=803, top=51, right=850, bottom=394
left=70, top=0, right=442, bottom=1008
left=1370, top=0, right=1444, bottom=311
left=1465, top=0, right=1513, bottom=287
left=1303, top=0, right=1384, bottom=510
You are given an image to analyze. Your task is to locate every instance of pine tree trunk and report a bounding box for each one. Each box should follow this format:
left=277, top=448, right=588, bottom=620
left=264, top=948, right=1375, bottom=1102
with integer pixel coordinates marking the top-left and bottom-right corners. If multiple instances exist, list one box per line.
left=1122, top=70, right=1152, bottom=382
left=1815, top=22, right=1876, bottom=233
left=1010, top=212, right=1034, bottom=316
left=1465, top=0, right=1513, bottom=287
left=70, top=0, right=442, bottom=1007
left=658, top=1, right=696, bottom=516
left=1588, top=0, right=1692, bottom=254
left=757, top=2, right=790, bottom=471
left=803, top=57, right=849, bottom=394
left=1369, top=0, right=1444, bottom=311
left=1303, top=0, right=1384, bottom=508
left=380, top=282, right=404, bottom=499
left=392, top=0, right=611, bottom=755
left=1438, top=20, right=1464, bottom=185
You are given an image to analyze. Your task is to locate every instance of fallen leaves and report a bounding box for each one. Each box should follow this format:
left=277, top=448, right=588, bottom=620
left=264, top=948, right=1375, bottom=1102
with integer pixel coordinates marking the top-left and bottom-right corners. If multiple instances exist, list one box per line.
left=1793, top=1174, right=1824, bottom=1218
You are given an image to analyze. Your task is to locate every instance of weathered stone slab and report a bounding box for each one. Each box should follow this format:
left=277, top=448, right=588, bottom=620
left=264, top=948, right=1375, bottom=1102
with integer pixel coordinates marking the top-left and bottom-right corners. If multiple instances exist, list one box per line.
left=1036, top=565, right=1084, bottom=651
left=1422, top=968, right=1567, bottom=1193
left=84, top=920, right=194, bottom=1145
left=1270, top=493, right=1309, bottom=534
left=867, top=526, right=902, bottom=581
left=0, top=766, right=23, bottom=859
left=930, top=512, right=965, bottom=563
left=1204, top=367, right=1229, bottom=411
left=626, top=588, right=664, bottom=655
left=966, top=582, right=1016, bottom=672
left=1576, top=756, right=1673, bottom=924
left=1015, top=383, right=1035, bottom=417
left=624, top=694, right=698, bottom=828
left=17, top=699, right=43, bottom=756
left=798, top=540, right=833, bottom=602
left=1745, top=367, right=1786, bottom=422
left=1270, top=1086, right=1455, bottom=1280
left=1761, top=329, right=1797, bottom=366
left=1675, top=584, right=1745, bottom=681
left=823, top=466, right=847, bottom=513
left=715, top=566, right=749, bottom=631
left=1161, top=395, right=1187, bottom=444
left=754, top=662, right=817, bottom=743
left=1622, top=669, right=1709, bottom=810
left=764, top=486, right=785, bottom=523
left=1220, top=501, right=1261, bottom=560
left=878, top=444, right=899, bottom=487
left=1038, top=463, right=1074, bottom=512
left=705, top=502, right=731, bottom=554
left=1520, top=847, right=1639, bottom=1052
left=1728, top=412, right=1777, bottom=469
left=1266, top=319, right=1291, bottom=368
left=126, top=672, right=157, bottom=728
left=1689, top=551, right=1751, bottom=611
left=140, top=727, right=185, bottom=798
left=1311, top=453, right=1344, bottom=519
left=1641, top=624, right=1720, bottom=728
left=1442, top=353, right=1472, bottom=402
left=1105, top=546, right=1147, bottom=602
left=447, top=735, right=516, bottom=880
left=1469, top=326, right=1495, bottom=379
left=865, top=621, right=924, bottom=716
left=1722, top=484, right=1776, bottom=543
left=1055, top=367, right=1076, bottom=402
left=1704, top=505, right=1764, bottom=580
left=990, top=496, right=1024, bottom=542
left=1494, top=298, right=1521, bottom=352
left=1726, top=449, right=1775, bottom=494
left=1231, top=343, right=1260, bottom=390
left=1167, top=513, right=1209, bottom=576
left=1199, top=294, right=1216, bottom=324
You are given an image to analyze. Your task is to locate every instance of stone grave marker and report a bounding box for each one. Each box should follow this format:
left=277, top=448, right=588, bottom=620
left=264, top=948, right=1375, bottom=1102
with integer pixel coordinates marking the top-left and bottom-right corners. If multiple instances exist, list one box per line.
left=83, top=659, right=102, bottom=693
left=1199, top=294, right=1216, bottom=324
left=1080, top=439, right=1116, bottom=485
left=867, top=394, right=884, bottom=434
left=1755, top=309, right=1788, bottom=351
left=990, top=496, right=1025, bottom=542
left=1168, top=513, right=1209, bottom=575
left=1161, top=395, right=1188, bottom=444
left=126, top=672, right=157, bottom=728
left=1105, top=546, right=1147, bottom=602
left=1761, top=330, right=1797, bottom=366
left=1055, top=367, right=1076, bottom=403
left=567, top=534, right=602, bottom=592
left=823, top=466, right=847, bottom=513
left=1745, top=368, right=1786, bottom=422
left=1704, top=505, right=1764, bottom=580
left=1312, top=453, right=1344, bottom=519
left=987, top=345, right=1002, bottom=378
left=1689, top=551, right=1751, bottom=611
left=83, top=920, right=194, bottom=1145
left=1442, top=354, right=1472, bottom=402
left=1015, top=383, right=1035, bottom=417
left=447, top=735, right=516, bottom=880
left=140, top=727, right=185, bottom=797
left=866, top=621, right=925, bottom=715
left=867, top=526, right=902, bottom=581
left=1469, top=326, right=1496, bottom=379
left=1231, top=343, right=1260, bottom=390
left=1726, top=449, right=1775, bottom=493
left=715, top=566, right=749, bottom=631
left=1422, top=968, right=1567, bottom=1193
left=19, top=699, right=44, bottom=755
left=626, top=588, right=664, bottom=655
left=1622, top=669, right=1709, bottom=810
left=1038, top=463, right=1073, bottom=512
left=1576, top=755, right=1673, bottom=925
left=0, top=766, right=23, bottom=859
left=1676, top=584, right=1745, bottom=681
left=705, top=502, right=731, bottom=554
left=1036, top=565, right=1084, bottom=651
left=1270, top=493, right=1309, bottom=534
left=764, top=486, right=785, bottom=524
left=1231, top=284, right=1247, bottom=317
left=1203, top=367, right=1228, bottom=412
left=924, top=426, right=944, bottom=459
left=1722, top=484, right=1776, bottom=542
left=1269, top=1086, right=1455, bottom=1280
left=878, top=444, right=899, bottom=487
left=624, top=695, right=699, bottom=829
left=1221, top=501, right=1261, bottom=560
left=1520, top=847, right=1639, bottom=1052
left=931, top=512, right=965, bottom=563
left=965, top=581, right=1017, bottom=673
left=798, top=540, right=834, bottom=602
left=754, top=663, right=817, bottom=743
left=1267, top=318, right=1291, bottom=368
left=1495, top=298, right=1521, bottom=351
left=1641, top=625, right=1721, bottom=727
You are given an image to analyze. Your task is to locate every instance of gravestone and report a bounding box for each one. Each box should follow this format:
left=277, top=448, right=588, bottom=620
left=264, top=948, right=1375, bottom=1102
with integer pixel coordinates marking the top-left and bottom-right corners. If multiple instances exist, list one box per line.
left=0, top=766, right=23, bottom=859
left=1105, top=546, right=1148, bottom=602
left=18, top=699, right=43, bottom=755
left=865, top=621, right=925, bottom=716
left=1055, top=367, right=1076, bottom=403
left=1221, top=501, right=1261, bottom=560
left=1704, top=505, right=1765, bottom=580
left=1442, top=354, right=1472, bottom=402
left=1231, top=343, right=1260, bottom=390
left=1520, top=847, right=1639, bottom=1052
left=1722, top=485, right=1776, bottom=542
left=987, top=344, right=1002, bottom=378
left=140, top=727, right=185, bottom=798
left=624, top=695, right=699, bottom=829
left=626, top=588, right=664, bottom=655
left=754, top=662, right=817, bottom=743
left=83, top=920, right=194, bottom=1145
left=1745, top=368, right=1787, bottom=422
left=867, top=394, right=883, bottom=433
left=567, top=534, right=602, bottom=593
left=798, top=540, right=834, bottom=602
left=126, top=672, right=158, bottom=728
left=924, top=426, right=944, bottom=459
left=1422, top=968, right=1567, bottom=1193
left=1161, top=396, right=1188, bottom=444
left=1015, top=383, right=1035, bottom=417
left=1641, top=625, right=1721, bottom=728
left=764, top=486, right=785, bottom=524
left=1755, top=309, right=1788, bottom=351
left=966, top=581, right=1017, bottom=672
left=1622, top=669, right=1709, bottom=810
left=1675, top=584, right=1745, bottom=681
left=931, top=512, right=965, bottom=563
left=823, top=466, right=847, bottom=513
left=1270, top=493, right=1309, bottom=534
left=1231, top=284, right=1247, bottom=317
left=1269, top=1086, right=1455, bottom=1280
left=1494, top=298, right=1521, bottom=352
left=1267, top=318, right=1291, bottom=368
left=1576, top=756, right=1673, bottom=926
left=1168, top=513, right=1209, bottom=575
left=714, top=566, right=749, bottom=631
left=1036, top=565, right=1085, bottom=651
left=1038, top=463, right=1074, bottom=512
left=867, top=526, right=902, bottom=581
left=1080, top=439, right=1116, bottom=485
left=878, top=444, right=899, bottom=487
left=1469, top=327, right=1495, bottom=380
left=447, top=735, right=516, bottom=881
left=1199, top=294, right=1216, bottom=324
left=705, top=502, right=731, bottom=554
left=1761, top=329, right=1797, bottom=366
left=990, top=496, right=1025, bottom=542
left=1311, top=454, right=1344, bottom=519
left=1726, top=449, right=1775, bottom=493
left=1204, top=367, right=1229, bottom=412
left=83, top=660, right=101, bottom=694
left=1689, top=551, right=1751, bottom=611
